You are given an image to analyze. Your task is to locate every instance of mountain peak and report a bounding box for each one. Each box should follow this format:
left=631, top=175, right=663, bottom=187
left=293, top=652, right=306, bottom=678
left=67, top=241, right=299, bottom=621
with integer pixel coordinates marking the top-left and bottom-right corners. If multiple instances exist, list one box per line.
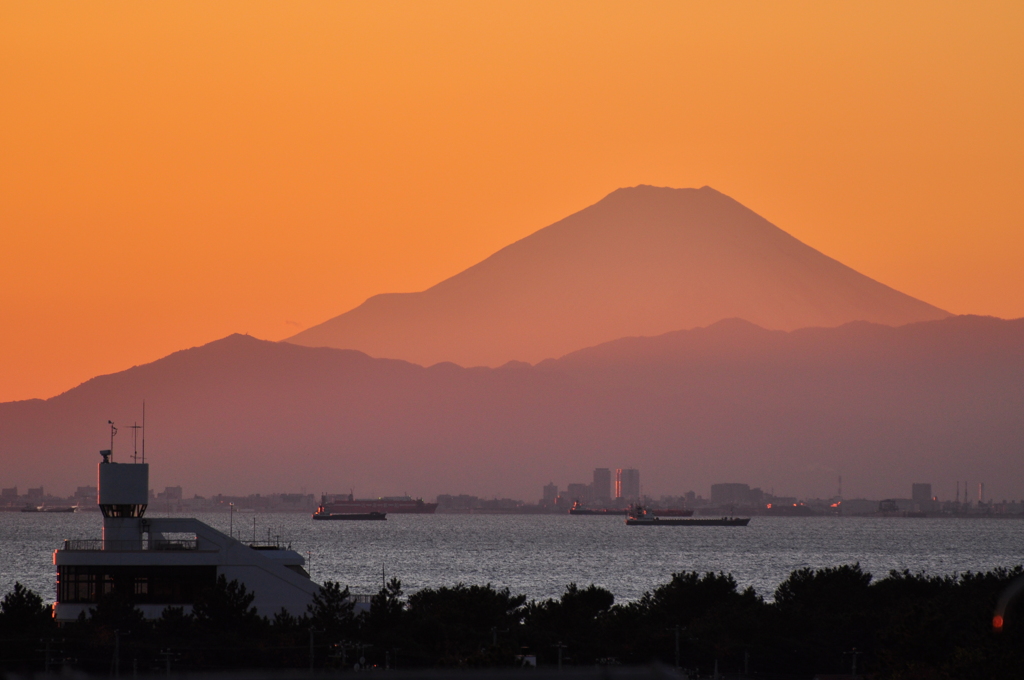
left=600, top=184, right=724, bottom=203
left=288, top=188, right=947, bottom=366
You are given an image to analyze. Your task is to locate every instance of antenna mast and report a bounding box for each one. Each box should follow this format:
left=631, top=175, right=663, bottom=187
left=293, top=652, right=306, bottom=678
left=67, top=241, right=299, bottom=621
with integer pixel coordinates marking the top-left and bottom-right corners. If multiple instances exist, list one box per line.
left=108, top=421, right=117, bottom=460
left=142, top=401, right=146, bottom=464
left=128, top=422, right=142, bottom=463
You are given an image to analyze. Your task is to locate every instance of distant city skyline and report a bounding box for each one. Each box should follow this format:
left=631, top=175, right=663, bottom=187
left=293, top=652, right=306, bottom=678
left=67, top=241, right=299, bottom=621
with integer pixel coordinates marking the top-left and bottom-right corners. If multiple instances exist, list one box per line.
left=5, top=474, right=1021, bottom=516
left=1, top=473, right=1016, bottom=507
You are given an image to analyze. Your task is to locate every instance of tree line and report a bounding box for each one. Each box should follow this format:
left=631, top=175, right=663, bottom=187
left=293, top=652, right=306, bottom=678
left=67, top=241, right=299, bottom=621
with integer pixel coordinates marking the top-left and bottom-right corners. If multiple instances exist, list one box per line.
left=1, top=564, right=1022, bottom=678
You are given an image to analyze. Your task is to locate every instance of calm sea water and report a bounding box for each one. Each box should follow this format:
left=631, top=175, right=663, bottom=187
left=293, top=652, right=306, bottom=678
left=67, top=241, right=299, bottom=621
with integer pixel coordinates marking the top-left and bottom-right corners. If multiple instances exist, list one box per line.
left=3, top=511, right=1022, bottom=606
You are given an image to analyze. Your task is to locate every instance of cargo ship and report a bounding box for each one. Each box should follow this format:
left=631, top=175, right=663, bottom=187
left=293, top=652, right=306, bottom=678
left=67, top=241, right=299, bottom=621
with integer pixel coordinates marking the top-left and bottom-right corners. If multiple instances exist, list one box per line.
left=625, top=504, right=749, bottom=526
left=21, top=505, right=77, bottom=513
left=568, top=501, right=626, bottom=516
left=318, top=493, right=438, bottom=514
left=312, top=510, right=387, bottom=521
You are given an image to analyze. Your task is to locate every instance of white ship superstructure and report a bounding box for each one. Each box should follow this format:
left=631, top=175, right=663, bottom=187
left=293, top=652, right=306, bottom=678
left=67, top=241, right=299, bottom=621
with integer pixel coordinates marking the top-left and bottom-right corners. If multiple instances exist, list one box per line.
left=52, top=449, right=318, bottom=621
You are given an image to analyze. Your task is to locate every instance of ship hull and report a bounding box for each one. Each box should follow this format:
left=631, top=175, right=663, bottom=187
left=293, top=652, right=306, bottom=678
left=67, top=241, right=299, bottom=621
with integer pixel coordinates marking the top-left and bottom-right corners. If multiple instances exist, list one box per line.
left=626, top=517, right=750, bottom=526
left=569, top=508, right=627, bottom=516
left=312, top=512, right=387, bottom=521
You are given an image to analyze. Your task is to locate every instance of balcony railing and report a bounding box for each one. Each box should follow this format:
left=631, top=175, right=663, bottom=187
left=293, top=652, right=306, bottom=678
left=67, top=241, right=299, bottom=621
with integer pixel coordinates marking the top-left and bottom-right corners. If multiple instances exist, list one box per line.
left=152, top=539, right=199, bottom=551
left=61, top=539, right=199, bottom=552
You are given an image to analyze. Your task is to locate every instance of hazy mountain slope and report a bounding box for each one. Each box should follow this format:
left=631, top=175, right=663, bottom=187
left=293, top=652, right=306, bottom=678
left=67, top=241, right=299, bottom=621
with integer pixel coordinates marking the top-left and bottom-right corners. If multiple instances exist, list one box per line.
left=2, top=316, right=1021, bottom=501
left=288, top=186, right=948, bottom=366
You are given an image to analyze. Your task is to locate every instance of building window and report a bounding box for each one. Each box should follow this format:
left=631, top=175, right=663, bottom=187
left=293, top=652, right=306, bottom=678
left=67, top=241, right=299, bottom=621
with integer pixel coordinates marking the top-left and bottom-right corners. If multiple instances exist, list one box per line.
left=57, top=565, right=215, bottom=604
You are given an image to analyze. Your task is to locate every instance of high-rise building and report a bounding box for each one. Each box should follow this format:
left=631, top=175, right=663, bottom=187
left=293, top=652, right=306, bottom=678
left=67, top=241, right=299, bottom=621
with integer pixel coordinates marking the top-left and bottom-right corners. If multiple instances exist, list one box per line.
left=616, top=468, right=640, bottom=500
left=592, top=468, right=612, bottom=502
left=542, top=482, right=558, bottom=505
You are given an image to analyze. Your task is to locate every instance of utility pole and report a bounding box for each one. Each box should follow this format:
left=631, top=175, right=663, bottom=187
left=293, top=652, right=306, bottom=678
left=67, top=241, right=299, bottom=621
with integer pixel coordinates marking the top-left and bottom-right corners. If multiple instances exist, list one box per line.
left=553, top=642, right=567, bottom=671
left=309, top=629, right=315, bottom=674
left=665, top=625, right=682, bottom=668
left=39, top=638, right=53, bottom=674
left=844, top=648, right=861, bottom=679
left=159, top=649, right=173, bottom=677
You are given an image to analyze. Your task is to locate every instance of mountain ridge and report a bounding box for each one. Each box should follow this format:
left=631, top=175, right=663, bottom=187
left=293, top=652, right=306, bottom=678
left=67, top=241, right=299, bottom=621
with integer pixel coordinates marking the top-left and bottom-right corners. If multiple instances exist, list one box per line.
left=3, top=315, right=1021, bottom=502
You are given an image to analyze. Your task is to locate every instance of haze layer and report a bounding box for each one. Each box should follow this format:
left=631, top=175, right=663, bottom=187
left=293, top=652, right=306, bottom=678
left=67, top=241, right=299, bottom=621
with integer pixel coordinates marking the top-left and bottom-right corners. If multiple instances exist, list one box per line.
left=289, top=186, right=947, bottom=366
left=5, top=316, right=1020, bottom=501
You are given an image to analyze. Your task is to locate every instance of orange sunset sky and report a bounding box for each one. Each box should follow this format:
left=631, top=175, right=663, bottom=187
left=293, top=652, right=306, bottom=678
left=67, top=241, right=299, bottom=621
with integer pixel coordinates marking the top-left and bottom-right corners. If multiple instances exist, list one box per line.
left=2, top=1, right=1022, bottom=404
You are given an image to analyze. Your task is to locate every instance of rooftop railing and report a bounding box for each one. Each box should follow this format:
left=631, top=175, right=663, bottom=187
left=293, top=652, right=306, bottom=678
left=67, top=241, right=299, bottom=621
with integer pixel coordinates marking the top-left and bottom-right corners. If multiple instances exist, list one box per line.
left=61, top=538, right=199, bottom=551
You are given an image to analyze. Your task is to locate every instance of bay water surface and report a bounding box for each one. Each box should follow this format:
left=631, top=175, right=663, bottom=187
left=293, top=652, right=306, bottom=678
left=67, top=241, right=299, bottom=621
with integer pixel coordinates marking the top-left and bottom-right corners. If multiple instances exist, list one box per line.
left=3, top=511, right=1022, bottom=606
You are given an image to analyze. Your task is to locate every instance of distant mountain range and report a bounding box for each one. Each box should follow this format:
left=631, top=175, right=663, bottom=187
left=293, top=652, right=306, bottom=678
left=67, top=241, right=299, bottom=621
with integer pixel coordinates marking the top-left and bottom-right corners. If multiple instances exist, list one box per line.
left=288, top=186, right=949, bottom=366
left=2, top=316, right=1021, bottom=501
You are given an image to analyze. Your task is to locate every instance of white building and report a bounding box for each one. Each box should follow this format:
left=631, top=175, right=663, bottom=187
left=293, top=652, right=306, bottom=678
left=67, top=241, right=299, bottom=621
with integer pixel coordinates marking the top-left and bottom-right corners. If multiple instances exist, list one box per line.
left=52, top=450, right=319, bottom=622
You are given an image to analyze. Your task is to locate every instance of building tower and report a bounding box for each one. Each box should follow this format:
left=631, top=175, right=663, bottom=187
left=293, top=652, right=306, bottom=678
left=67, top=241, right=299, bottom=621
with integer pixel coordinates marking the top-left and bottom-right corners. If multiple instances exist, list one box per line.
left=98, top=449, right=149, bottom=549
left=616, top=468, right=640, bottom=501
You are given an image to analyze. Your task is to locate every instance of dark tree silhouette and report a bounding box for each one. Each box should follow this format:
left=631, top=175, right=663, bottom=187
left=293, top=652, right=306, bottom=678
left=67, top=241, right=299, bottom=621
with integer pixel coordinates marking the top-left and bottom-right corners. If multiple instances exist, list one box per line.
left=3, top=564, right=1023, bottom=676
left=358, top=577, right=405, bottom=667
left=307, top=580, right=356, bottom=640
left=0, top=581, right=52, bottom=630
left=524, top=583, right=614, bottom=665
left=0, top=583, right=55, bottom=672
left=192, top=574, right=263, bottom=629
left=406, top=583, right=526, bottom=666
